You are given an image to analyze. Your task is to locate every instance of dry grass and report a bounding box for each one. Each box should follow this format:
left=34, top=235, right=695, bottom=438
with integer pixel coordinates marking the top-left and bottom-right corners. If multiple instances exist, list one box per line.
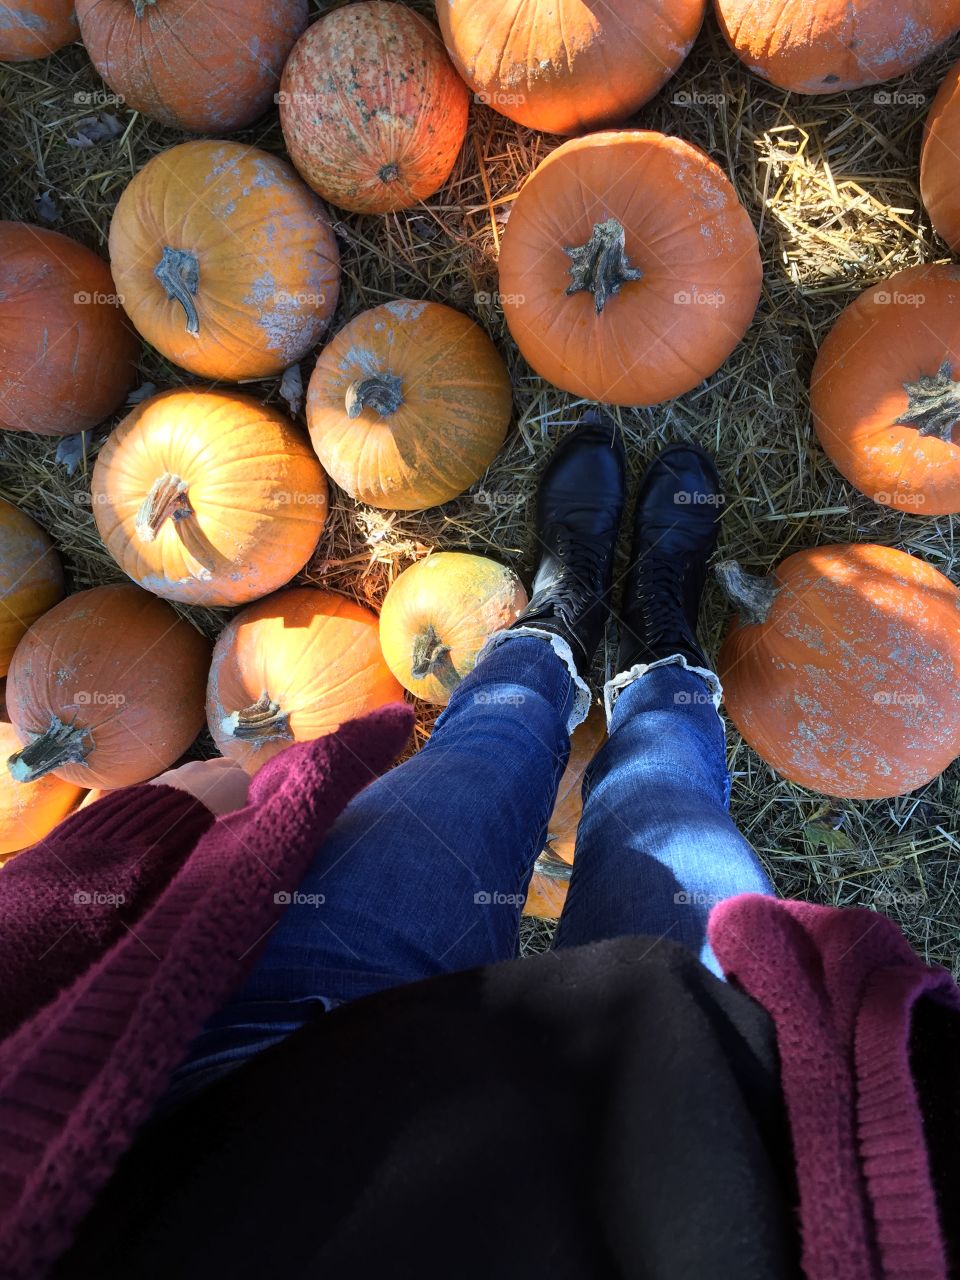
left=1, top=2, right=959, bottom=973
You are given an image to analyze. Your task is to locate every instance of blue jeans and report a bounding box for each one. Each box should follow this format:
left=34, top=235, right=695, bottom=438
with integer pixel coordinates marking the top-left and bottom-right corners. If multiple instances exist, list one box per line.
left=164, top=637, right=773, bottom=1104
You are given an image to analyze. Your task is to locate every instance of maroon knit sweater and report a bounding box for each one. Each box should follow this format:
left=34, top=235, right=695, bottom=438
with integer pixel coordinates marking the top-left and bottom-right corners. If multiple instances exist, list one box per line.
left=0, top=704, right=957, bottom=1279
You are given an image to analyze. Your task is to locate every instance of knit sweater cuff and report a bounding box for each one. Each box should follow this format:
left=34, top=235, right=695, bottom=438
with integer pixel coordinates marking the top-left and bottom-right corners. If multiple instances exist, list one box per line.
left=41, top=785, right=215, bottom=853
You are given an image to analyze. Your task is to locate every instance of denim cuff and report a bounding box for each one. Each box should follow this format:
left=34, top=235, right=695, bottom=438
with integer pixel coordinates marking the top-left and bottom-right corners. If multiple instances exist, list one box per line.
left=476, top=628, right=591, bottom=733
left=603, top=653, right=723, bottom=724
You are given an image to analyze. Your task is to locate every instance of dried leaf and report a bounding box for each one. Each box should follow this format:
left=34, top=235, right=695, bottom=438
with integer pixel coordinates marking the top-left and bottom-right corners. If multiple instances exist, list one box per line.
left=65, top=114, right=123, bottom=148
left=279, top=363, right=304, bottom=416
left=55, top=433, right=85, bottom=476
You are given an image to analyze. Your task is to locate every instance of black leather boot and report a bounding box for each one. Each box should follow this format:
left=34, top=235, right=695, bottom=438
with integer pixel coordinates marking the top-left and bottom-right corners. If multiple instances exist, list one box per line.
left=508, top=412, right=626, bottom=673
left=617, top=444, right=721, bottom=673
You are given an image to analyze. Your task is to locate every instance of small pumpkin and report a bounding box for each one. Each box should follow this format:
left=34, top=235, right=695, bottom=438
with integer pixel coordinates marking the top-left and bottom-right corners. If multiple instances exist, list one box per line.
left=92, top=389, right=328, bottom=608
left=379, top=553, right=527, bottom=703
left=811, top=264, right=960, bottom=516
left=437, top=0, right=705, bottom=135
left=498, top=132, right=762, bottom=406
left=0, top=222, right=137, bottom=435
left=307, top=301, right=512, bottom=510
left=0, top=718, right=83, bottom=860
left=76, top=0, right=307, bottom=133
left=279, top=2, right=469, bottom=214
left=716, top=546, right=960, bottom=800
left=5, top=584, right=209, bottom=789
left=0, top=498, right=64, bottom=677
left=109, top=141, right=340, bottom=381
left=0, top=0, right=77, bottom=61
left=208, top=587, right=404, bottom=774
left=921, top=58, right=960, bottom=252
left=714, top=0, right=960, bottom=94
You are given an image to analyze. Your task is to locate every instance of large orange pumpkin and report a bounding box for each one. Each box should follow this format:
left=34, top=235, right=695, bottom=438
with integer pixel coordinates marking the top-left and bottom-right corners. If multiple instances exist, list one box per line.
left=76, top=0, right=307, bottom=133
left=811, top=264, right=960, bottom=516
left=307, top=301, right=512, bottom=510
left=717, top=545, right=960, bottom=799
left=0, top=719, right=83, bottom=859
left=0, top=498, right=63, bottom=676
left=6, top=584, right=209, bottom=789
left=921, top=58, right=960, bottom=252
left=208, top=587, right=404, bottom=774
left=379, top=553, right=527, bottom=703
left=0, top=0, right=77, bottom=61
left=92, top=389, right=328, bottom=608
left=0, top=223, right=137, bottom=435
left=279, top=2, right=469, bottom=214
left=109, top=142, right=340, bottom=381
left=714, top=0, right=960, bottom=93
left=437, top=0, right=705, bottom=135
left=498, top=132, right=762, bottom=406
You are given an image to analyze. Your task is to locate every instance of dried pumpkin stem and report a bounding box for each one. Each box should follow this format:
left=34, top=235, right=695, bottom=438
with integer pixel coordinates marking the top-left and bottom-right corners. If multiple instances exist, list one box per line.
left=154, top=245, right=200, bottom=336
left=345, top=373, right=404, bottom=419
left=7, top=716, right=91, bottom=783
left=715, top=560, right=779, bottom=626
left=131, top=0, right=157, bottom=14
left=410, top=623, right=452, bottom=681
left=221, top=693, right=292, bottom=742
left=136, top=474, right=192, bottom=543
left=564, top=217, right=643, bottom=315
left=535, top=848, right=573, bottom=882
left=893, top=361, right=960, bottom=442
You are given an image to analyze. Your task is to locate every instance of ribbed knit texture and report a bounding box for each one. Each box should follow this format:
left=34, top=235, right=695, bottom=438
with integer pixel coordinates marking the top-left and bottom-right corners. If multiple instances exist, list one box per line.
left=709, top=895, right=960, bottom=1280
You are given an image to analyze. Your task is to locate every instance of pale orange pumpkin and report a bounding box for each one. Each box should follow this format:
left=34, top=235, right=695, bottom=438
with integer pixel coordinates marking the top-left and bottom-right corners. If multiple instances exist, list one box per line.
left=279, top=2, right=469, bottom=214
left=0, top=719, right=83, bottom=859
left=921, top=58, right=960, bottom=252
left=307, top=300, right=513, bottom=510
left=437, top=0, right=705, bottom=135
left=109, top=141, right=340, bottom=381
left=811, top=264, right=960, bottom=516
left=717, top=546, right=960, bottom=799
left=208, top=587, right=405, bottom=774
left=0, top=0, right=77, bottom=61
left=498, top=132, right=762, bottom=406
left=92, top=389, right=328, bottom=607
left=0, top=497, right=64, bottom=676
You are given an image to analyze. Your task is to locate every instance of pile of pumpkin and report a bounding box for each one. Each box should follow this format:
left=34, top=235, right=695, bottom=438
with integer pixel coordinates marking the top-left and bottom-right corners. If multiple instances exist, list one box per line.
left=4, top=0, right=960, bottom=915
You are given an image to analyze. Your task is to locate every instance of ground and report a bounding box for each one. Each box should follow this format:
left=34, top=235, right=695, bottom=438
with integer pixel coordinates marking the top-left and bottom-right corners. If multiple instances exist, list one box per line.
left=1, top=2, right=958, bottom=973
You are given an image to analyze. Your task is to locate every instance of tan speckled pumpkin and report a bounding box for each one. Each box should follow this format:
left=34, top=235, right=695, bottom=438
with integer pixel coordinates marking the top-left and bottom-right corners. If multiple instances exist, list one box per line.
left=0, top=0, right=77, bottom=61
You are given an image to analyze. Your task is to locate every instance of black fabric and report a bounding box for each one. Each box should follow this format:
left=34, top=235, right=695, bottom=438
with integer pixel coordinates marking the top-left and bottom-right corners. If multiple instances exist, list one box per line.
left=910, top=997, right=960, bottom=1274
left=56, top=938, right=802, bottom=1280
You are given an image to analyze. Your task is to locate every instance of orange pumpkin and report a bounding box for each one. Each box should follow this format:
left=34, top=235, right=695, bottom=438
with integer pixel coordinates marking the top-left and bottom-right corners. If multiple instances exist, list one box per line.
left=279, top=2, right=469, bottom=214
left=498, top=132, right=762, bottom=406
left=0, top=719, right=83, bottom=859
left=714, top=0, right=960, bottom=93
left=811, top=264, right=960, bottom=516
left=717, top=546, right=960, bottom=799
left=109, top=141, right=340, bottom=381
left=76, top=0, right=307, bottom=133
left=523, top=850, right=572, bottom=919
left=6, top=584, right=209, bottom=789
left=379, top=553, right=527, bottom=703
left=437, top=0, right=705, bottom=135
left=0, top=498, right=63, bottom=676
left=307, top=301, right=512, bottom=511
left=0, top=223, right=137, bottom=435
left=921, top=58, right=960, bottom=252
left=92, top=389, right=328, bottom=608
left=0, top=0, right=77, bottom=61
left=208, top=587, right=404, bottom=774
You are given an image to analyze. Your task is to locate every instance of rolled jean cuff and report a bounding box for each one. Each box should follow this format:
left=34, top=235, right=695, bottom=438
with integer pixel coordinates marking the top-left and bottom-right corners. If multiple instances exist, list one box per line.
left=476, top=628, right=591, bottom=733
left=603, top=653, right=723, bottom=724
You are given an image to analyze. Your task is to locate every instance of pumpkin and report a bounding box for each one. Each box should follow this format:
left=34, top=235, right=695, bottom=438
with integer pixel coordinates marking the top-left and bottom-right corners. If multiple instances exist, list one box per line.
left=921, top=58, right=960, bottom=252
left=523, top=850, right=572, bottom=919
left=498, top=132, right=762, bottom=406
left=5, top=584, right=209, bottom=789
left=76, top=0, right=307, bottom=133
left=379, top=553, right=527, bottom=703
left=716, top=546, right=960, bottom=800
left=0, top=498, right=64, bottom=676
left=0, top=718, right=83, bottom=859
left=0, top=222, right=137, bottom=435
left=714, top=0, right=960, bottom=93
left=811, top=264, right=960, bottom=516
left=279, top=2, right=469, bottom=214
left=0, top=0, right=77, bottom=61
left=92, top=389, right=328, bottom=608
left=208, top=587, right=404, bottom=775
left=109, top=141, right=340, bottom=381
left=307, top=301, right=512, bottom=510
left=437, top=0, right=705, bottom=135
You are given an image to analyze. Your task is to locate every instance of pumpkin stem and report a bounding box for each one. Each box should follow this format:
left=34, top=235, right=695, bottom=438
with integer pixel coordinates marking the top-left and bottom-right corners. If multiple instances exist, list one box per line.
left=715, top=560, right=779, bottom=626
left=131, top=0, right=157, bottom=14
left=136, top=473, right=192, bottom=543
left=154, top=246, right=200, bottom=337
left=564, top=217, right=643, bottom=315
left=221, top=692, right=292, bottom=743
left=7, top=716, right=91, bottom=783
left=345, top=373, right=404, bottom=419
left=410, top=623, right=453, bottom=682
left=894, top=361, right=960, bottom=443
left=536, top=847, right=573, bottom=881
